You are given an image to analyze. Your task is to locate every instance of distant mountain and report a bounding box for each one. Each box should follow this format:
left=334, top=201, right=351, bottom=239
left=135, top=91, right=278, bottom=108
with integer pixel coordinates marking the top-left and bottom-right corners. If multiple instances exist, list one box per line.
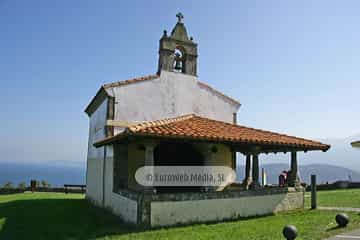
left=236, top=163, right=360, bottom=185
left=0, top=161, right=85, bottom=187
left=1, top=161, right=358, bottom=188
left=306, top=134, right=360, bottom=172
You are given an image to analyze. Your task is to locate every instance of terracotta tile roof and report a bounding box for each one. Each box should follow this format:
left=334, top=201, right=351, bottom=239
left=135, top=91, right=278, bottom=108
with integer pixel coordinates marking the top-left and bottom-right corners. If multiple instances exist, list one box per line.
left=94, top=114, right=330, bottom=151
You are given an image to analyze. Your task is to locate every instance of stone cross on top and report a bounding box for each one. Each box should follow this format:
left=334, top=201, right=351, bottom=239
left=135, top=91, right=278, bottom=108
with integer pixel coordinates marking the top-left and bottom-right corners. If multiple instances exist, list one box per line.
left=176, top=12, right=184, bottom=23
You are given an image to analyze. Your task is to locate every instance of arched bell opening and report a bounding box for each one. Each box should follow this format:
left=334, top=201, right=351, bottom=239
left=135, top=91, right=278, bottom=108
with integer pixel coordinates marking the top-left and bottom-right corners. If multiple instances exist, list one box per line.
left=154, top=141, right=204, bottom=193
left=173, top=47, right=186, bottom=73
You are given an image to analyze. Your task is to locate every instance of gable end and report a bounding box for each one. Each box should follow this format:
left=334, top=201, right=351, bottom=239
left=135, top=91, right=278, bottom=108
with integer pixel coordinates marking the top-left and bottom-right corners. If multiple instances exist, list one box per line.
left=85, top=87, right=110, bottom=117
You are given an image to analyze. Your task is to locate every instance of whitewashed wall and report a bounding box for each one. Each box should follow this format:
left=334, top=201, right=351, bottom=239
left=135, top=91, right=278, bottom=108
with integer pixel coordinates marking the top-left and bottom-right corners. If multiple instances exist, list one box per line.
left=103, top=145, right=138, bottom=224
left=150, top=191, right=304, bottom=227
left=194, top=143, right=233, bottom=191
left=86, top=99, right=108, bottom=205
left=112, top=71, right=239, bottom=130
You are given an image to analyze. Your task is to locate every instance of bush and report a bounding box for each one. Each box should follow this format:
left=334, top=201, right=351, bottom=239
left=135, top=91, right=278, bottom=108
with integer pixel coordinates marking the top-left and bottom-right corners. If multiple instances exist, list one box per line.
left=18, top=182, right=27, bottom=189
left=3, top=182, right=13, bottom=189
left=41, top=180, right=51, bottom=188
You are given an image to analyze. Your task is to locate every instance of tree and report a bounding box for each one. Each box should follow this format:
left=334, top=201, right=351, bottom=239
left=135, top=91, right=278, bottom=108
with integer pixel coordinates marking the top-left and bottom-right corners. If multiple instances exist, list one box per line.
left=18, top=182, right=27, bottom=189
left=3, top=182, right=13, bottom=189
left=41, top=180, right=50, bottom=188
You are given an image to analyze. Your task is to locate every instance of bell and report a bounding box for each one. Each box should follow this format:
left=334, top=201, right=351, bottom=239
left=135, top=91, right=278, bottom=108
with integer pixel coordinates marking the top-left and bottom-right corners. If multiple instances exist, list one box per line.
left=174, top=59, right=182, bottom=71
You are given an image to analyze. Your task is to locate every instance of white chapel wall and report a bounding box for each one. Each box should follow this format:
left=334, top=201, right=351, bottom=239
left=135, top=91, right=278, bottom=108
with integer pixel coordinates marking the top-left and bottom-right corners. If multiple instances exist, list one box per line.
left=112, top=71, right=239, bottom=125
left=86, top=99, right=108, bottom=205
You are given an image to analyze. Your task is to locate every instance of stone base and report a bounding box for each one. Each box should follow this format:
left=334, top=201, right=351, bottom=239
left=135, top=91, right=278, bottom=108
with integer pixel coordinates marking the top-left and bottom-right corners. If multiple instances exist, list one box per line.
left=250, top=181, right=261, bottom=190
left=100, top=187, right=305, bottom=228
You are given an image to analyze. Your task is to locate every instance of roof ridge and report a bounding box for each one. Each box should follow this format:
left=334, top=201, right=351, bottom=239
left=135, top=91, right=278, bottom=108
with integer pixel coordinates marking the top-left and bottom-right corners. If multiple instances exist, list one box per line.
left=102, top=74, right=159, bottom=89
left=129, top=114, right=196, bottom=132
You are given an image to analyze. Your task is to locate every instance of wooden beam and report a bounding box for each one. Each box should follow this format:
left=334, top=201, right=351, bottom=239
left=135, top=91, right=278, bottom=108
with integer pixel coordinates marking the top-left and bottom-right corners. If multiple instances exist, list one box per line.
left=106, top=120, right=140, bottom=127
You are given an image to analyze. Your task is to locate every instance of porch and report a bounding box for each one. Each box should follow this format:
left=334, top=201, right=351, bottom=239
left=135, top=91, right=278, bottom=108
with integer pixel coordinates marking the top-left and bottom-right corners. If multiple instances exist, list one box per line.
left=93, top=114, right=330, bottom=227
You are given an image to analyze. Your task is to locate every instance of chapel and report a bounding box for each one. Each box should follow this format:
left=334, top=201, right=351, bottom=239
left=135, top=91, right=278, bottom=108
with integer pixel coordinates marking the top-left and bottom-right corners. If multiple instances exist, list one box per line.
left=84, top=13, right=330, bottom=227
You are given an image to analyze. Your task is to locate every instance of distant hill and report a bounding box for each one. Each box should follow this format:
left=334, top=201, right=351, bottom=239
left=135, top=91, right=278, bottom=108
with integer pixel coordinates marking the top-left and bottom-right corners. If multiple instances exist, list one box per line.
left=236, top=163, right=360, bottom=185
left=0, top=161, right=359, bottom=188
left=242, top=134, right=360, bottom=172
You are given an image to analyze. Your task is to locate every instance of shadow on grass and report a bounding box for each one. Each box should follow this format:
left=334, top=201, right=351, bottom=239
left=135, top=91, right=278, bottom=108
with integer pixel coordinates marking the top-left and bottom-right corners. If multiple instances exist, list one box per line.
left=0, top=197, right=144, bottom=240
left=326, top=225, right=343, bottom=232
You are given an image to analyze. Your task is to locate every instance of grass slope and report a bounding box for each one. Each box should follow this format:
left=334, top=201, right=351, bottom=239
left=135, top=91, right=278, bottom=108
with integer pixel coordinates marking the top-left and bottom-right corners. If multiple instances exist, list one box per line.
left=1, top=192, right=360, bottom=240
left=305, top=189, right=360, bottom=208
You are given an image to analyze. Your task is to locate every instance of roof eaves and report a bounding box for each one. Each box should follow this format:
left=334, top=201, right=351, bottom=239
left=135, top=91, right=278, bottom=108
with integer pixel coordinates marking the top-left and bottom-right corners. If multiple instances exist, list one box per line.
left=102, top=74, right=159, bottom=89
left=93, top=114, right=330, bottom=151
left=93, top=132, right=129, bottom=148
left=84, top=86, right=110, bottom=116
left=351, top=140, right=360, bottom=148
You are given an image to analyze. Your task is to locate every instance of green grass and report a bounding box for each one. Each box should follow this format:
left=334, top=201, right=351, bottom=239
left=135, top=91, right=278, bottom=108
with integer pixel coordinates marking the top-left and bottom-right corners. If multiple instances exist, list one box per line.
left=305, top=189, right=360, bottom=208
left=1, top=192, right=360, bottom=240
left=0, top=192, right=133, bottom=240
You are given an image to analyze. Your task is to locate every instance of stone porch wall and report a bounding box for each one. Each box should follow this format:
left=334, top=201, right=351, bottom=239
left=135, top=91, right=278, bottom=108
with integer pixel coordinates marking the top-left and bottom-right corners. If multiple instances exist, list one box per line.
left=109, top=187, right=304, bottom=228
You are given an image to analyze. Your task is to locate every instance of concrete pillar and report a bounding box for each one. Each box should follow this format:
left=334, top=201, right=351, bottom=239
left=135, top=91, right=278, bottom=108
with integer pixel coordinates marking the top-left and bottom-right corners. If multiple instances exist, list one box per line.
left=144, top=143, right=156, bottom=193
left=250, top=153, right=260, bottom=189
left=232, top=152, right=237, bottom=170
left=145, top=145, right=154, bottom=166
left=243, top=155, right=252, bottom=189
left=204, top=145, right=215, bottom=192
left=261, top=168, right=267, bottom=187
left=288, top=151, right=299, bottom=187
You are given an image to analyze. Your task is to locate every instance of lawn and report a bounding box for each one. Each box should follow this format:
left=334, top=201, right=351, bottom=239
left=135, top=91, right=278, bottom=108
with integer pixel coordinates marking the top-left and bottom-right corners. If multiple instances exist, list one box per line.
left=1, top=192, right=360, bottom=240
left=305, top=189, right=360, bottom=208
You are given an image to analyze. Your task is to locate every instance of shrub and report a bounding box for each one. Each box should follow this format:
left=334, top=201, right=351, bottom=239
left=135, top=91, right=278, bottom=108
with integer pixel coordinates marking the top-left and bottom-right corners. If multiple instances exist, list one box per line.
left=18, top=182, right=27, bottom=189
left=3, top=182, right=13, bottom=189
left=41, top=180, right=51, bottom=188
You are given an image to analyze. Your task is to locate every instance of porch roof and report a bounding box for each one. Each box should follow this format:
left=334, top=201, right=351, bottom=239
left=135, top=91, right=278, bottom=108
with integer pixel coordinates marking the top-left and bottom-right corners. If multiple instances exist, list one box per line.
left=94, top=114, right=330, bottom=152
left=351, top=141, right=360, bottom=148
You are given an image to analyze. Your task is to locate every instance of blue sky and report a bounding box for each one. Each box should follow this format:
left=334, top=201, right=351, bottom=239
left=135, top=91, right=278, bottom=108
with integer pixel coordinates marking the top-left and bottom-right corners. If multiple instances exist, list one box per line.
left=1, top=0, right=359, bottom=164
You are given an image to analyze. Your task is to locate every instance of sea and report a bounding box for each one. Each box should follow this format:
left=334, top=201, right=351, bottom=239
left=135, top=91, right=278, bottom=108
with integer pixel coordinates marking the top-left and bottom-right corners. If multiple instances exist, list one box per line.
left=0, top=161, right=86, bottom=187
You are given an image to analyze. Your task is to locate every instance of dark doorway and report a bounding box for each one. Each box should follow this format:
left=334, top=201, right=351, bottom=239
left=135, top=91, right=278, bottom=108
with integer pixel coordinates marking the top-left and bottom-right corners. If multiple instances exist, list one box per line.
left=154, top=141, right=204, bottom=193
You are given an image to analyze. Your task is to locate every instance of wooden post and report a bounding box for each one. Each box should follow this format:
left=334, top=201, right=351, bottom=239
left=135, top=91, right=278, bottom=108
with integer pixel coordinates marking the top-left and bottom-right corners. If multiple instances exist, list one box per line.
left=311, top=174, right=317, bottom=209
